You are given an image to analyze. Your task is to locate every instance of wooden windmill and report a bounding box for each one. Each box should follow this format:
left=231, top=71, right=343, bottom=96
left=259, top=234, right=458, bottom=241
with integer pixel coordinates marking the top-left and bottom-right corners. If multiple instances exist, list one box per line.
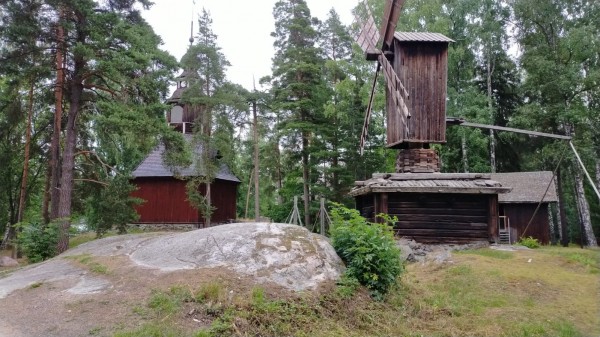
left=355, top=0, right=453, bottom=173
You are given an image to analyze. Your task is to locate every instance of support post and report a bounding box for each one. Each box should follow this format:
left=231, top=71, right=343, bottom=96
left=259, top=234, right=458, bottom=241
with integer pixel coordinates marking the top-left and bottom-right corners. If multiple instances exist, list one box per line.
left=320, top=198, right=325, bottom=235
left=292, top=196, right=299, bottom=226
left=569, top=141, right=600, bottom=201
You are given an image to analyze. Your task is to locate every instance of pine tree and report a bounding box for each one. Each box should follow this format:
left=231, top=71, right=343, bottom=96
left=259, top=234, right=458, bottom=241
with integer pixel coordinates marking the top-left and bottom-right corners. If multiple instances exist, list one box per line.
left=270, top=0, right=328, bottom=227
left=180, top=8, right=245, bottom=226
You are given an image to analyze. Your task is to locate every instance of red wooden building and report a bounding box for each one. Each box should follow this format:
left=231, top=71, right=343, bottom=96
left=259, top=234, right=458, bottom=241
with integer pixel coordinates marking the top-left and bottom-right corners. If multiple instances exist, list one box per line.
left=130, top=69, right=240, bottom=227
left=491, top=172, right=558, bottom=244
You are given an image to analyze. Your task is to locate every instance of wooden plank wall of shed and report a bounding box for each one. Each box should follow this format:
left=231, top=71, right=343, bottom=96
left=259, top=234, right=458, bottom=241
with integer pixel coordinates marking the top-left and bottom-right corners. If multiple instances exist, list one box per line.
left=387, top=41, right=448, bottom=147
left=501, top=203, right=550, bottom=244
left=132, top=177, right=238, bottom=225
left=387, top=193, right=491, bottom=244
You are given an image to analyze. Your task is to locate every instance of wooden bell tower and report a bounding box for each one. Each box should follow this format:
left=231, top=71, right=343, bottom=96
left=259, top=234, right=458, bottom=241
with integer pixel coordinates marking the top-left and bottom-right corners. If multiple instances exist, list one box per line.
left=165, top=70, right=198, bottom=134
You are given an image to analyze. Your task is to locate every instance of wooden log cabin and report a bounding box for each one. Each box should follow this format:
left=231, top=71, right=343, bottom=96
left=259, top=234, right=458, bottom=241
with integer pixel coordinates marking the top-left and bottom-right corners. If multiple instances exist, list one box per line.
left=351, top=173, right=511, bottom=244
left=491, top=172, right=558, bottom=245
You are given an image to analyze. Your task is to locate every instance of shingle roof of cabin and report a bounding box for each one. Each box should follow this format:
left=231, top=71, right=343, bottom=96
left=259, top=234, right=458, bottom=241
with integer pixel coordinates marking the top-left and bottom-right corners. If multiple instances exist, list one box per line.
left=394, top=32, right=454, bottom=42
left=132, top=136, right=240, bottom=183
left=349, top=173, right=511, bottom=197
left=491, top=172, right=557, bottom=203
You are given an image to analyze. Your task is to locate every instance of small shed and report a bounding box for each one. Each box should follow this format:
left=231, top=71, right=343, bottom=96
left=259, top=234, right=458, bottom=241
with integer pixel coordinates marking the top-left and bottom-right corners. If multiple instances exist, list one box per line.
left=387, top=32, right=454, bottom=148
left=131, top=137, right=240, bottom=228
left=491, top=172, right=558, bottom=244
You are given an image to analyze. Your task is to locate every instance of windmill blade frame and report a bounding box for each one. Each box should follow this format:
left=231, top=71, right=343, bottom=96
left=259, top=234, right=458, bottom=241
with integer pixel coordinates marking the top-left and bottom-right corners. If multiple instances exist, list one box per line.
left=380, top=0, right=406, bottom=48
left=359, top=63, right=381, bottom=155
left=353, top=1, right=380, bottom=53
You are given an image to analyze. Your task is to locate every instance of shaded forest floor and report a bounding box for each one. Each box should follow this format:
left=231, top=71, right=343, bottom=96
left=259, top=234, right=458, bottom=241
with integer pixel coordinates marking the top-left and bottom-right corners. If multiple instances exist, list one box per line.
left=1, top=240, right=599, bottom=337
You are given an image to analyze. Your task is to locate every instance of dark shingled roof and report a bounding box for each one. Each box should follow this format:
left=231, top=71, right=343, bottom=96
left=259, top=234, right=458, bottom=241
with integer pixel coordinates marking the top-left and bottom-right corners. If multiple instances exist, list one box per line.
left=132, top=136, right=240, bottom=183
left=349, top=173, right=511, bottom=197
left=491, top=172, right=557, bottom=203
left=394, top=32, right=454, bottom=42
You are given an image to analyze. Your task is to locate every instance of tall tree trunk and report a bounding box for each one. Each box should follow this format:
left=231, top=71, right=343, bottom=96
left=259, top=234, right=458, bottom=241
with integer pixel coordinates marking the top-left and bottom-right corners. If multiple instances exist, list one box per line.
left=41, top=163, right=51, bottom=224
left=253, top=101, right=260, bottom=221
left=205, top=183, right=211, bottom=227
left=17, top=80, right=34, bottom=224
left=547, top=204, right=556, bottom=245
left=487, top=56, right=496, bottom=173
left=49, top=13, right=65, bottom=221
left=574, top=168, right=598, bottom=247
left=556, top=168, right=569, bottom=247
left=11, top=80, right=35, bottom=258
left=56, top=74, right=83, bottom=253
left=302, top=130, right=310, bottom=227
left=595, top=158, right=600, bottom=197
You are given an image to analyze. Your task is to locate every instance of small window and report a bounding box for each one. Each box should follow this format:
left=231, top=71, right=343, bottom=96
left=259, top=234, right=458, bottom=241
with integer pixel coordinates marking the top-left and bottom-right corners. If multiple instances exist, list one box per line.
left=170, top=105, right=183, bottom=123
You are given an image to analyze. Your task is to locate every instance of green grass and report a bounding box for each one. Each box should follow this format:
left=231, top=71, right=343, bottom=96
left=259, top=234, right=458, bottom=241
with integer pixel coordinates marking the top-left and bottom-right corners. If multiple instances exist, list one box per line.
left=28, top=281, right=43, bottom=289
left=541, top=246, right=600, bottom=274
left=68, top=232, right=98, bottom=249
left=64, top=254, right=109, bottom=274
left=112, top=246, right=599, bottom=337
left=457, top=248, right=514, bottom=259
left=113, top=324, right=183, bottom=337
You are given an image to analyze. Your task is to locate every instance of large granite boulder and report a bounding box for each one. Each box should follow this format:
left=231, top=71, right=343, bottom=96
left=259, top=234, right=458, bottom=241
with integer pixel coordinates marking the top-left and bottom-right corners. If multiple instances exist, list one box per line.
left=0, top=223, right=344, bottom=337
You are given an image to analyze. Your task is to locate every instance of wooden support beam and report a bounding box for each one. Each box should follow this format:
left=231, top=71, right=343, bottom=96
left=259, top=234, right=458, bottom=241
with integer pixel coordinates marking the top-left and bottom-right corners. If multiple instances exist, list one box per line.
left=380, top=193, right=388, bottom=221
left=447, top=118, right=572, bottom=140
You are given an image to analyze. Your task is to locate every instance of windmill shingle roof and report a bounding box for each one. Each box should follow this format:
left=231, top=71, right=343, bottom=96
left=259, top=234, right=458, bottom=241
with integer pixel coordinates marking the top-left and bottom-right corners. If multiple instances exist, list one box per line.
left=394, top=32, right=454, bottom=42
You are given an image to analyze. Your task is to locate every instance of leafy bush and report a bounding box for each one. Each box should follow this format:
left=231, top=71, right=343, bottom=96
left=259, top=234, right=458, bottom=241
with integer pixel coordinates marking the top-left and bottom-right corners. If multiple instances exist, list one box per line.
left=17, top=222, right=59, bottom=263
left=329, top=204, right=403, bottom=300
left=518, top=236, right=541, bottom=249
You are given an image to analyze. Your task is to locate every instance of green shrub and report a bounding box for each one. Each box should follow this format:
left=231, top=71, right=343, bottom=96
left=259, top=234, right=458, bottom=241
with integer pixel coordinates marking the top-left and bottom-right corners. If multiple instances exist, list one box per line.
left=17, top=222, right=59, bottom=263
left=86, top=175, right=141, bottom=236
left=518, top=236, right=541, bottom=249
left=329, top=204, right=403, bottom=300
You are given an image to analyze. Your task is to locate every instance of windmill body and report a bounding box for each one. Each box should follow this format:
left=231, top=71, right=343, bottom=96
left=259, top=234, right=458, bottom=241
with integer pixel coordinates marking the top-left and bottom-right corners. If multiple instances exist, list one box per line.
left=387, top=32, right=452, bottom=148
left=352, top=0, right=510, bottom=244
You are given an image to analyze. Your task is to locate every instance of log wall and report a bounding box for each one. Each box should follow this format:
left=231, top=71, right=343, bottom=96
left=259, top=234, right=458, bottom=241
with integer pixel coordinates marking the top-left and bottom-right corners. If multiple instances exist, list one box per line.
left=357, top=192, right=494, bottom=244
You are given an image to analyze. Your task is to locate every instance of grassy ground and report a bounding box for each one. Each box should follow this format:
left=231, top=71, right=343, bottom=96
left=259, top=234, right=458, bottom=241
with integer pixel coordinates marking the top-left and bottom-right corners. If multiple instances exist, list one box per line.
left=113, top=245, right=599, bottom=337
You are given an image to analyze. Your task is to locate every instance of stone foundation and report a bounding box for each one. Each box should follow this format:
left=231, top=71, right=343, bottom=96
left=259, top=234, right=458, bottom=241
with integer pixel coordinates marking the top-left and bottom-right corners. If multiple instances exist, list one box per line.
left=128, top=223, right=197, bottom=231
left=395, top=148, right=440, bottom=173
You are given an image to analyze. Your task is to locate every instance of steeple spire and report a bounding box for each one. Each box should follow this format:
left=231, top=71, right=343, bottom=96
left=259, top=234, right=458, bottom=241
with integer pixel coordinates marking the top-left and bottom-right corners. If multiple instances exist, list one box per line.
left=189, top=0, right=195, bottom=46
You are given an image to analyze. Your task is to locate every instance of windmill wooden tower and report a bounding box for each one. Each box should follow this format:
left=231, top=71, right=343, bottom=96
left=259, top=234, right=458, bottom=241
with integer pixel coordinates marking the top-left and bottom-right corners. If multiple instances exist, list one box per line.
left=356, top=0, right=453, bottom=173
left=350, top=0, right=511, bottom=244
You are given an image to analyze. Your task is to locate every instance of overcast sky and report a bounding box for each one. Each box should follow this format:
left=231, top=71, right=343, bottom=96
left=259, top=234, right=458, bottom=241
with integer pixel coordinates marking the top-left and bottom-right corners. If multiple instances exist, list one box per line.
left=142, top=0, right=356, bottom=90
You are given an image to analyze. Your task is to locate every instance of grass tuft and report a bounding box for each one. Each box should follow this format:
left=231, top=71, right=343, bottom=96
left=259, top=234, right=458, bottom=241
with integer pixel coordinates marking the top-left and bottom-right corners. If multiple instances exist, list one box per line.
left=458, top=248, right=514, bottom=259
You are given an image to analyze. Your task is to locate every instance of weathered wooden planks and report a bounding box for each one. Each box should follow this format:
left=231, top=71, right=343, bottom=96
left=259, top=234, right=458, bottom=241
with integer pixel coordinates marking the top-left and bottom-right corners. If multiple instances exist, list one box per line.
left=387, top=41, right=449, bottom=146
left=355, top=192, right=494, bottom=243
